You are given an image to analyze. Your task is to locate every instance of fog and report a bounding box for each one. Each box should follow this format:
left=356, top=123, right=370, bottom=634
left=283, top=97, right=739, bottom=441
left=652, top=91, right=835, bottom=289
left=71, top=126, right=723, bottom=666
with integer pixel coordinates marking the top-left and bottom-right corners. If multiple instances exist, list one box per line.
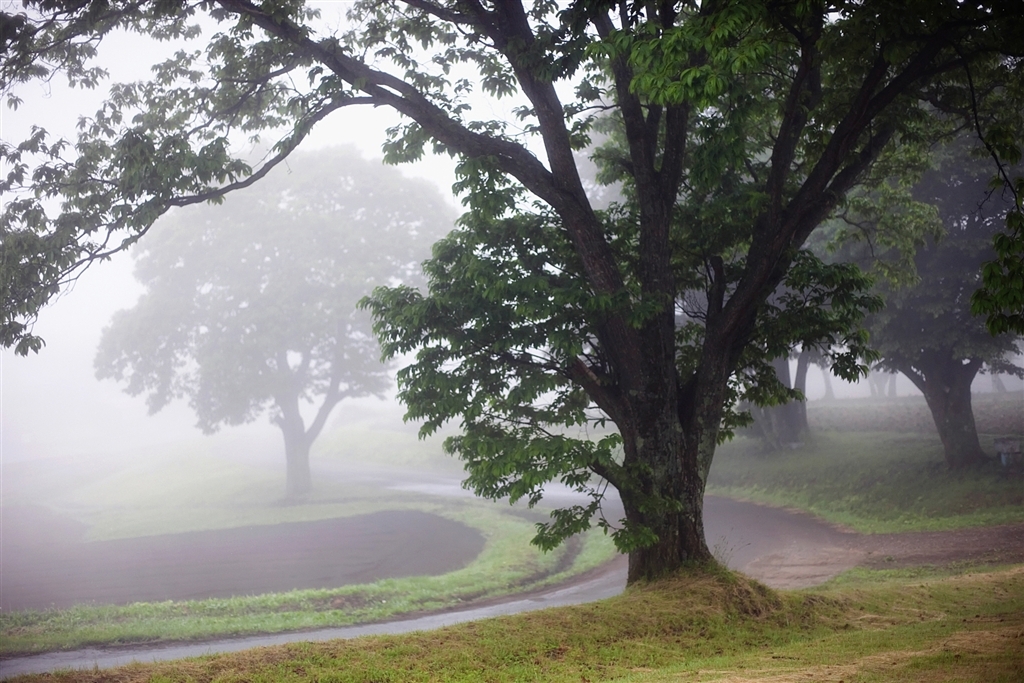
left=2, top=21, right=1018, bottom=478
left=0, top=23, right=460, bottom=469
left=4, top=9, right=1019, bottom=634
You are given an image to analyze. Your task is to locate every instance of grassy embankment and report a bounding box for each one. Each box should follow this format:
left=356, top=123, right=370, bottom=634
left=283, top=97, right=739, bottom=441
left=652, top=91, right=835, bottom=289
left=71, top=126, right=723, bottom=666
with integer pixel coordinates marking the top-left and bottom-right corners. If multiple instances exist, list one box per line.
left=7, top=564, right=1023, bottom=682
left=0, top=424, right=616, bottom=656
left=708, top=391, right=1024, bottom=533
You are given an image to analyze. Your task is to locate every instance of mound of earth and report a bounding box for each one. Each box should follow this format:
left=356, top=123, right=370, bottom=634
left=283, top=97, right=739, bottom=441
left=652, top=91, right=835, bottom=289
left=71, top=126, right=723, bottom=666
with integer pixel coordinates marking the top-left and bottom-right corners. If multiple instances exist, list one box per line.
left=0, top=509, right=484, bottom=612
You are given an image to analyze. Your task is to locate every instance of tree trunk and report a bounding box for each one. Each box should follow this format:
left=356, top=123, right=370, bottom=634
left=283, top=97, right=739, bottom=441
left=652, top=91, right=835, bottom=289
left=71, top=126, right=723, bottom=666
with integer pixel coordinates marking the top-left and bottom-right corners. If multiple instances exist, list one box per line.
left=751, top=357, right=804, bottom=449
left=276, top=403, right=311, bottom=499
left=612, top=371, right=715, bottom=583
left=868, top=371, right=884, bottom=397
left=922, top=380, right=985, bottom=468
left=793, top=349, right=811, bottom=433
left=820, top=365, right=835, bottom=401
left=623, top=479, right=710, bottom=583
left=282, top=422, right=312, bottom=498
left=900, top=356, right=985, bottom=468
left=620, top=432, right=714, bottom=582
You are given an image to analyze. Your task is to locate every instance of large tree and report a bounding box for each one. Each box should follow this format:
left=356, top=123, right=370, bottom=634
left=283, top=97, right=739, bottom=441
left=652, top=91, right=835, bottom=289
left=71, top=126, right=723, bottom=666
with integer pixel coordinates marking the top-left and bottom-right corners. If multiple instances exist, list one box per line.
left=866, top=138, right=1022, bottom=468
left=2, top=1, right=1023, bottom=582
left=94, top=148, right=453, bottom=496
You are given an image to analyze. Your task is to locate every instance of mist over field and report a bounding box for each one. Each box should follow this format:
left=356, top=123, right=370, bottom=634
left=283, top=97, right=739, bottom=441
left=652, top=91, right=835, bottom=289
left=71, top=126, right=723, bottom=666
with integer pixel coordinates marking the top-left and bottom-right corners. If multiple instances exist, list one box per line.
left=2, top=4, right=1019, bottom=490
left=2, top=44, right=1021, bottom=527
left=3, top=6, right=1024, bottom=681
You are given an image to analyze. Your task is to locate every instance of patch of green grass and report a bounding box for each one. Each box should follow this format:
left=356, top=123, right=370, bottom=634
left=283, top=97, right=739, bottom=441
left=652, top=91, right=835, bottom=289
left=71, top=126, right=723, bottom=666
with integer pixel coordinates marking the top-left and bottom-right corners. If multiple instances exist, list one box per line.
left=9, top=565, right=1023, bottom=683
left=707, top=432, right=1024, bottom=533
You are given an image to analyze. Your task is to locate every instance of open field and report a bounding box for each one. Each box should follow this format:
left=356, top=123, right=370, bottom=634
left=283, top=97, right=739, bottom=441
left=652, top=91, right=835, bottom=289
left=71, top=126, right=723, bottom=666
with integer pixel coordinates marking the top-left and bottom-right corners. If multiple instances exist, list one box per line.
left=3, top=393, right=1021, bottom=671
left=707, top=432, right=1024, bottom=533
left=5, top=564, right=1022, bottom=682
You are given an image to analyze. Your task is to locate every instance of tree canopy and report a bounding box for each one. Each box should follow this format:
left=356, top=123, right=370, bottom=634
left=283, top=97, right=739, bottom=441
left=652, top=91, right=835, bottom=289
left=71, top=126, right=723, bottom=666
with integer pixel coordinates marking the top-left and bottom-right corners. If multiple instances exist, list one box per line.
left=3, top=0, right=1024, bottom=582
left=94, top=147, right=454, bottom=496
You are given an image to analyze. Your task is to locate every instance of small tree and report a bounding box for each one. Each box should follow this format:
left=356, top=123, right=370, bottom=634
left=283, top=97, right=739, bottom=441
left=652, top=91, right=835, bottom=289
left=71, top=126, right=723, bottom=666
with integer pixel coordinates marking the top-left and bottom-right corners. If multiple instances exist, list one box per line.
left=95, top=148, right=453, bottom=496
left=867, top=138, right=1022, bottom=467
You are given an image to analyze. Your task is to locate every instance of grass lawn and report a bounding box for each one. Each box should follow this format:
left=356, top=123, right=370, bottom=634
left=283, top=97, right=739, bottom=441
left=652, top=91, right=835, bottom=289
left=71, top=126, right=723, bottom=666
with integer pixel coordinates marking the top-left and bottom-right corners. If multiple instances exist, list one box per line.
left=707, top=391, right=1023, bottom=533
left=707, top=431, right=1024, bottom=532
left=6, top=564, right=1022, bottom=682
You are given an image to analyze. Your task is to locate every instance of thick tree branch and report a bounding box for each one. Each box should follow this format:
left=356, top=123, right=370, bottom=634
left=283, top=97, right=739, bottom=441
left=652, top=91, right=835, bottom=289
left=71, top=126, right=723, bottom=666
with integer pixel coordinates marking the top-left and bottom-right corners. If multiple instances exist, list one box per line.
left=567, top=356, right=630, bottom=428
left=75, top=93, right=366, bottom=271
left=213, top=1, right=635, bottom=327
left=763, top=11, right=823, bottom=226
left=717, top=29, right=959, bottom=356
left=400, top=0, right=475, bottom=26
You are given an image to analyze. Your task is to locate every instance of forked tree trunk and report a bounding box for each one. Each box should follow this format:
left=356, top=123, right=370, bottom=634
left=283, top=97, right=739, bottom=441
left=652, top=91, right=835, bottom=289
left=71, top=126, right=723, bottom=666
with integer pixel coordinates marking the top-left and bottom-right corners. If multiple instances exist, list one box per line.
left=899, top=356, right=985, bottom=468
left=273, top=381, right=341, bottom=499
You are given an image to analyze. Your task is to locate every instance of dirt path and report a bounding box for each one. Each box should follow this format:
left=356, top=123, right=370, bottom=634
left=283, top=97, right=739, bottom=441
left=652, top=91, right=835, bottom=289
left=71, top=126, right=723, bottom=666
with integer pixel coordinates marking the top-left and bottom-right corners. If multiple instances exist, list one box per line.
left=0, top=508, right=484, bottom=612
left=702, top=496, right=1024, bottom=588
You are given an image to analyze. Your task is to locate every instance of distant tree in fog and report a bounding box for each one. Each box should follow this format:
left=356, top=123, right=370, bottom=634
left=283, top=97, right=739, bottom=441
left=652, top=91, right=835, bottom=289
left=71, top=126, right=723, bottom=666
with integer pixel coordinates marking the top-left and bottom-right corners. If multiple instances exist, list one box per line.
left=866, top=137, right=1022, bottom=468
left=95, top=148, right=454, bottom=496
